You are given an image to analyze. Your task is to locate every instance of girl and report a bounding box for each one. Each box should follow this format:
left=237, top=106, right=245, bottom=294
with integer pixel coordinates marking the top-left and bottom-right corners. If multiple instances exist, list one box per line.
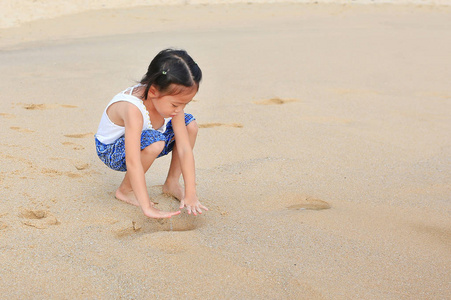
left=95, top=49, right=207, bottom=218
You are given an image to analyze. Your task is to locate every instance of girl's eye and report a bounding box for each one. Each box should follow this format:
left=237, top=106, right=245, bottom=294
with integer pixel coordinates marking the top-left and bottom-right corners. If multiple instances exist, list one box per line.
left=172, top=104, right=178, bottom=107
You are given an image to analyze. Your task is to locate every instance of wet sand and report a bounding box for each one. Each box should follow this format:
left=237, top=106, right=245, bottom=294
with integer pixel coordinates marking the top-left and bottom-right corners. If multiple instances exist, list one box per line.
left=0, top=2, right=450, bottom=299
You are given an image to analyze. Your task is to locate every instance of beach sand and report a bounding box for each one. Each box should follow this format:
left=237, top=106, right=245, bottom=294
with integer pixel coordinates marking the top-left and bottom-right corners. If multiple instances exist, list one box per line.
left=0, top=2, right=450, bottom=299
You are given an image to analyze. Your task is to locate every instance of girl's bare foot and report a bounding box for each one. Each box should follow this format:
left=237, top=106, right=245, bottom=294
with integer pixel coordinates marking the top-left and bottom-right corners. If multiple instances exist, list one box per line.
left=115, top=188, right=140, bottom=207
left=115, top=187, right=179, bottom=218
left=162, top=180, right=184, bottom=200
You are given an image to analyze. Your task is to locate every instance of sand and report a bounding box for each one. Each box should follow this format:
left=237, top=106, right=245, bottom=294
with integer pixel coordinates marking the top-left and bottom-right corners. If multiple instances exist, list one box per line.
left=0, top=2, right=450, bottom=299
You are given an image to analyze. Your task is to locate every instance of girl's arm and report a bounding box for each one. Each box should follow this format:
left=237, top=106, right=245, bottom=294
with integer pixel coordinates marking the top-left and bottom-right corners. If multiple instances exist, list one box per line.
left=171, top=112, right=207, bottom=215
left=122, top=104, right=180, bottom=218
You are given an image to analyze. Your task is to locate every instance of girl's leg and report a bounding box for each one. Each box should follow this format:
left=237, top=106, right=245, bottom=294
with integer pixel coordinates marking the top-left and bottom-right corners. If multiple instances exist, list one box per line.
left=115, top=141, right=165, bottom=206
left=163, top=121, right=198, bottom=200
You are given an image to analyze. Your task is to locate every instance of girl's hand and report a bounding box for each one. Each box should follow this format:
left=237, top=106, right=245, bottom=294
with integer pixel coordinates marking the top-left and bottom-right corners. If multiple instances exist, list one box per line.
left=143, top=206, right=181, bottom=219
left=179, top=195, right=208, bottom=216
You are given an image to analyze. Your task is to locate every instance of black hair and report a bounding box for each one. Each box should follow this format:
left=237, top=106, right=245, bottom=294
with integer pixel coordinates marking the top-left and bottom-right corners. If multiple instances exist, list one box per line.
left=140, top=49, right=202, bottom=99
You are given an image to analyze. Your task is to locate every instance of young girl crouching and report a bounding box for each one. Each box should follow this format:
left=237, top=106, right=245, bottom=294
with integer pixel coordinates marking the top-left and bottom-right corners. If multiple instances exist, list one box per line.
left=95, top=49, right=208, bottom=218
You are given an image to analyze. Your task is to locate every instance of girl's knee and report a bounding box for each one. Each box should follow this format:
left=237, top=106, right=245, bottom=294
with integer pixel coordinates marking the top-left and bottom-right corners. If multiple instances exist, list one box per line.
left=187, top=120, right=198, bottom=136
left=142, top=141, right=165, bottom=156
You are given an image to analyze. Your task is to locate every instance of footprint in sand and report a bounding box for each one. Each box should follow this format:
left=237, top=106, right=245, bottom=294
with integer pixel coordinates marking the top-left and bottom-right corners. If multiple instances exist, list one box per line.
left=10, top=126, right=34, bottom=133
left=19, top=208, right=60, bottom=229
left=64, top=132, right=93, bottom=138
left=253, top=98, right=298, bottom=105
left=198, top=123, right=243, bottom=128
left=287, top=197, right=331, bottom=211
left=22, top=103, right=48, bottom=110
left=62, top=141, right=85, bottom=150
left=0, top=113, right=15, bottom=119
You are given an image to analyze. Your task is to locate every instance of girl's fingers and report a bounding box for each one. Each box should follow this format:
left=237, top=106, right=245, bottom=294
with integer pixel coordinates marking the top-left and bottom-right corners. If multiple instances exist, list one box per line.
left=182, top=202, right=208, bottom=215
left=168, top=210, right=181, bottom=217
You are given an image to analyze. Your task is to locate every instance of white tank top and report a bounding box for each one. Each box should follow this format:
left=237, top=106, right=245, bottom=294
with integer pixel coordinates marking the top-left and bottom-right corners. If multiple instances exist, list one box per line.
left=95, top=85, right=170, bottom=144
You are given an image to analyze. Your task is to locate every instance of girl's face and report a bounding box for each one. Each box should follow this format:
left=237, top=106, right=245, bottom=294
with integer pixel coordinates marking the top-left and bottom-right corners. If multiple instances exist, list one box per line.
left=149, top=85, right=197, bottom=118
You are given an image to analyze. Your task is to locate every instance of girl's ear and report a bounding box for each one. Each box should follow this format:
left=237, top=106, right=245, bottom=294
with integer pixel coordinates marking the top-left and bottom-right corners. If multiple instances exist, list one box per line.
left=147, top=85, right=160, bottom=99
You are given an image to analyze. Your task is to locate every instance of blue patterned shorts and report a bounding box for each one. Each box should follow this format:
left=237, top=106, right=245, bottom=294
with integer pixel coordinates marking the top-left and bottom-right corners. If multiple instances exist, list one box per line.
left=95, top=113, right=195, bottom=172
